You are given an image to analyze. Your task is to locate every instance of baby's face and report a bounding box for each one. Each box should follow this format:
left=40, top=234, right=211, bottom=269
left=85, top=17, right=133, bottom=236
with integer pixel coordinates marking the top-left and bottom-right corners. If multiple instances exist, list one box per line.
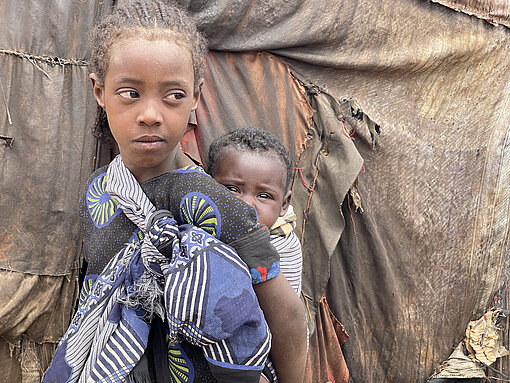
left=212, top=149, right=290, bottom=229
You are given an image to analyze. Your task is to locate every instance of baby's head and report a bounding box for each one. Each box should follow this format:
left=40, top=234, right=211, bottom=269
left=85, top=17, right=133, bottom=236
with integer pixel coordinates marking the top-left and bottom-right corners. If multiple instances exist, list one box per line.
left=207, top=127, right=294, bottom=229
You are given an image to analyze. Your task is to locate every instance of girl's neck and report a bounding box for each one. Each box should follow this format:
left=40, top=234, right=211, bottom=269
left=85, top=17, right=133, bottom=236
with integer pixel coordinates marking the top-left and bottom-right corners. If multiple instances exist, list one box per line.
left=174, top=149, right=195, bottom=169
left=128, top=150, right=195, bottom=184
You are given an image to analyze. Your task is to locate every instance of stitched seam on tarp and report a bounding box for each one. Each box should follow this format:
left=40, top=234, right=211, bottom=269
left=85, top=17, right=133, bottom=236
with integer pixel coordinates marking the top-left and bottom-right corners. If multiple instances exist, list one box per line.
left=0, top=49, right=89, bottom=67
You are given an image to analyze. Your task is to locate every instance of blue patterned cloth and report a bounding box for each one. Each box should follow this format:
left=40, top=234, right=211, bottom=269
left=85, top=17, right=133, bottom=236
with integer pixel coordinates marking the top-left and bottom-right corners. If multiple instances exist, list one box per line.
left=42, top=156, right=272, bottom=383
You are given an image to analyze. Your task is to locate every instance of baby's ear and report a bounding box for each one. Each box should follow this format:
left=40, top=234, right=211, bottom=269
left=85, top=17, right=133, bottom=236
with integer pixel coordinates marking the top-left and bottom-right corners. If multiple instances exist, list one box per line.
left=279, top=190, right=292, bottom=217
left=89, top=73, right=105, bottom=108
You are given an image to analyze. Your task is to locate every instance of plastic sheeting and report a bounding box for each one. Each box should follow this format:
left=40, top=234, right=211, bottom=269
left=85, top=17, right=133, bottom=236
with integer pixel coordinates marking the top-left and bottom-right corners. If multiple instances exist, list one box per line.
left=1, top=0, right=510, bottom=382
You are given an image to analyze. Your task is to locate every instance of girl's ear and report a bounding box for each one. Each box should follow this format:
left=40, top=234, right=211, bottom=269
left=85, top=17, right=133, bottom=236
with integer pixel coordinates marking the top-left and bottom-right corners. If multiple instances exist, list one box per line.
left=89, top=73, right=105, bottom=109
left=191, top=78, right=204, bottom=111
left=279, top=190, right=292, bottom=217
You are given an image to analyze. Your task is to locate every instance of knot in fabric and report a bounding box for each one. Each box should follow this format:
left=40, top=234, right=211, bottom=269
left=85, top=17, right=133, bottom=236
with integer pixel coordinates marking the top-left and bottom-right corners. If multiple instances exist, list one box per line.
left=145, top=209, right=174, bottom=233
left=144, top=210, right=180, bottom=277
left=43, top=156, right=272, bottom=383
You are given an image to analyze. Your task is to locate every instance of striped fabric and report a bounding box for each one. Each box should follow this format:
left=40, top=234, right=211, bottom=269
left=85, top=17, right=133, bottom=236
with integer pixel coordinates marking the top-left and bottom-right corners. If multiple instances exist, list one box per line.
left=270, top=231, right=303, bottom=296
left=43, top=155, right=271, bottom=383
left=106, top=156, right=172, bottom=280
left=42, top=242, right=151, bottom=383
left=268, top=206, right=302, bottom=295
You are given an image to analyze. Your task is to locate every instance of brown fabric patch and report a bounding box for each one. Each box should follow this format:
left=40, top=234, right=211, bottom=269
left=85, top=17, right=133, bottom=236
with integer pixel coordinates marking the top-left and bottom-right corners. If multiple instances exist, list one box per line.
left=182, top=50, right=312, bottom=166
left=431, top=0, right=510, bottom=27
left=0, top=270, right=79, bottom=343
left=304, top=296, right=349, bottom=383
left=293, top=89, right=364, bottom=331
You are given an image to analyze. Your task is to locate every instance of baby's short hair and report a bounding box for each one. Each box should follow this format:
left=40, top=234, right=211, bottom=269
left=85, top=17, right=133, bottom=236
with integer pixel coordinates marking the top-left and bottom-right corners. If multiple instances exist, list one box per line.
left=207, top=127, right=294, bottom=192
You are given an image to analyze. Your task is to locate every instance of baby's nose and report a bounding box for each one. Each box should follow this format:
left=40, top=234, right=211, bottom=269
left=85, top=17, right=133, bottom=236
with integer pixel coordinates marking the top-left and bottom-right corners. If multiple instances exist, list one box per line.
left=241, top=195, right=257, bottom=209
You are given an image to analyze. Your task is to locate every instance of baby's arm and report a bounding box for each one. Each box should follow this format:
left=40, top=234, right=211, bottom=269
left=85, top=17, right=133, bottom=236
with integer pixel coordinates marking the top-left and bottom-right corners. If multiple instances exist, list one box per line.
left=254, top=273, right=307, bottom=383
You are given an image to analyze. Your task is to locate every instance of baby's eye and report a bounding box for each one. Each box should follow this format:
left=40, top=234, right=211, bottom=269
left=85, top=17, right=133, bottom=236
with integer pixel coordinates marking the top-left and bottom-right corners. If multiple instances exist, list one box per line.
left=118, top=90, right=139, bottom=99
left=225, top=185, right=240, bottom=194
left=258, top=193, right=273, bottom=200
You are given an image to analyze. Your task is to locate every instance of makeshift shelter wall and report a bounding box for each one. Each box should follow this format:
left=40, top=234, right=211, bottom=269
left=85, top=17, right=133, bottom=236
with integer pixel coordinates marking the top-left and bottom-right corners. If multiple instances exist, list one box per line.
left=188, top=0, right=510, bottom=381
left=1, top=0, right=510, bottom=382
left=266, top=2, right=510, bottom=381
left=268, top=2, right=510, bottom=382
left=180, top=0, right=510, bottom=380
left=0, top=1, right=113, bottom=380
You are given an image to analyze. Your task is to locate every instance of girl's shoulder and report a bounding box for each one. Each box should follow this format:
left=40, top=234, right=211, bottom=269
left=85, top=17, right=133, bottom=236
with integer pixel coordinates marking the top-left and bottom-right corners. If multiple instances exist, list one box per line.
left=90, top=164, right=109, bottom=179
left=142, top=164, right=235, bottom=204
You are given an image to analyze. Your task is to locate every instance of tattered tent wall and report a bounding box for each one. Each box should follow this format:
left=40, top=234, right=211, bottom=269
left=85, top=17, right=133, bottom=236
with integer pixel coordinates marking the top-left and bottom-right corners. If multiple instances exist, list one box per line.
left=431, top=0, right=510, bottom=27
left=0, top=1, right=113, bottom=381
left=1, top=0, right=510, bottom=382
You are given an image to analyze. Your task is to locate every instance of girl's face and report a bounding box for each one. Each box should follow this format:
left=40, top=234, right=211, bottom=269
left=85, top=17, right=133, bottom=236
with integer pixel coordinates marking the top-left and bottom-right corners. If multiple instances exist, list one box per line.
left=90, top=37, right=201, bottom=183
left=212, top=149, right=291, bottom=229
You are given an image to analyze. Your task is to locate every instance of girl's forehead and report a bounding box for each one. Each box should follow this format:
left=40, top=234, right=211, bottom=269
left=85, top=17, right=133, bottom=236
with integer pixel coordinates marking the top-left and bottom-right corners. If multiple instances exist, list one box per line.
left=108, top=36, right=191, bottom=64
left=109, top=39, right=189, bottom=64
left=104, top=37, right=195, bottom=86
left=111, top=29, right=191, bottom=54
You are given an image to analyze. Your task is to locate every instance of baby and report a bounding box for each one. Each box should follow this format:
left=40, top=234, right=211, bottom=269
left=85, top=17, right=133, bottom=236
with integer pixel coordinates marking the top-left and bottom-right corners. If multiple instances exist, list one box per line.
left=207, top=127, right=303, bottom=295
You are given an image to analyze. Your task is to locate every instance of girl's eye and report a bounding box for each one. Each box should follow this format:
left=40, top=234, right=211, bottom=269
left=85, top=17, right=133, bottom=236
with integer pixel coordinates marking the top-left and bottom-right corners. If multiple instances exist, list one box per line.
left=226, top=185, right=240, bottom=194
left=119, top=90, right=139, bottom=99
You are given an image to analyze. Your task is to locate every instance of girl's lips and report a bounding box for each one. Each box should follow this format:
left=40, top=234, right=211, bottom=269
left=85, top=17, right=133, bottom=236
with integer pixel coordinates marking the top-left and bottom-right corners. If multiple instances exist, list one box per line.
left=133, top=137, right=164, bottom=149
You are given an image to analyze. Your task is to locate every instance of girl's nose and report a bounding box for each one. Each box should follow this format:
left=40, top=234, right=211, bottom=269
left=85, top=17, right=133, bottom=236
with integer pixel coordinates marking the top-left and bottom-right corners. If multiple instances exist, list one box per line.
left=137, top=100, right=162, bottom=126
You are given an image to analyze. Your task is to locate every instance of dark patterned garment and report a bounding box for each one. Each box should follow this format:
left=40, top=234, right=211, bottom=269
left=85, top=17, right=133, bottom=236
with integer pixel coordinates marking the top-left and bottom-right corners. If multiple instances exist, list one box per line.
left=75, top=164, right=280, bottom=382
left=82, top=165, right=280, bottom=281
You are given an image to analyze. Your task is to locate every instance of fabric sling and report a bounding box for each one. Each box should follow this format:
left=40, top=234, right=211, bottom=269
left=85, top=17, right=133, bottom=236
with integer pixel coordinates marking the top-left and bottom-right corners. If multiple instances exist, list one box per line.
left=43, top=155, right=271, bottom=383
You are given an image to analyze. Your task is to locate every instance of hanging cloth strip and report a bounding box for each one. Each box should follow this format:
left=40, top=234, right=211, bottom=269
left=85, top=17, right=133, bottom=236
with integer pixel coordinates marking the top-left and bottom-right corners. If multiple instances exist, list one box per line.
left=43, top=155, right=271, bottom=383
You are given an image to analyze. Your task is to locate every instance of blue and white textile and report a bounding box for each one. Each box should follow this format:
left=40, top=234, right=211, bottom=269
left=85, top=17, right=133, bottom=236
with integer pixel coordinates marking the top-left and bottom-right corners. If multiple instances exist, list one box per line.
left=43, top=156, right=271, bottom=383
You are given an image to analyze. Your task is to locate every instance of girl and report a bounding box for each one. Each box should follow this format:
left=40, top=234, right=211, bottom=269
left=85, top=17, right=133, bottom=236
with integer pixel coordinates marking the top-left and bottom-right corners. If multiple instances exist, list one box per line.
left=43, top=1, right=306, bottom=382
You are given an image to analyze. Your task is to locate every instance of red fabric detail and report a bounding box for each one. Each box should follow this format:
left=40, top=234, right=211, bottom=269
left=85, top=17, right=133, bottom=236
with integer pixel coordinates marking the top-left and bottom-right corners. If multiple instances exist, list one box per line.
left=327, top=363, right=336, bottom=383
left=256, top=266, right=267, bottom=282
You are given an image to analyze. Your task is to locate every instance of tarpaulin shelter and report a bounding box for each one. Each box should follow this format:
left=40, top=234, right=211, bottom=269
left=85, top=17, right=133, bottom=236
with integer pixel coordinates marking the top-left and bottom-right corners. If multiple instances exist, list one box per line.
left=1, top=0, right=510, bottom=382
